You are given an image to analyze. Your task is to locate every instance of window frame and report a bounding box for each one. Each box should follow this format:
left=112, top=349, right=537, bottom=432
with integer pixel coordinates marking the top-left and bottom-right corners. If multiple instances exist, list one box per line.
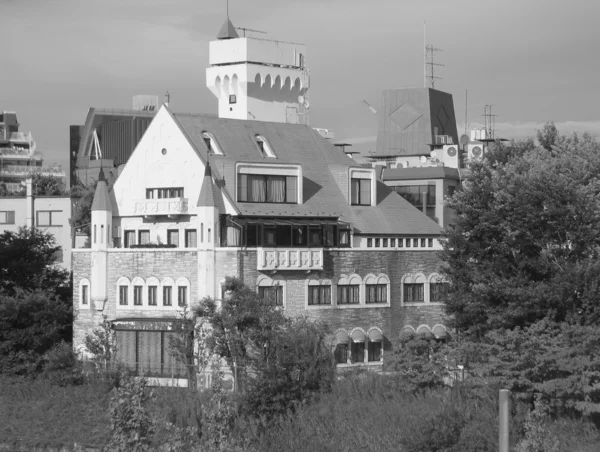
left=255, top=134, right=276, bottom=158
left=307, top=283, right=332, bottom=306
left=185, top=229, right=197, bottom=248
left=201, top=132, right=224, bottom=156
left=403, top=283, right=424, bottom=303
left=162, top=286, right=172, bottom=307
left=167, top=229, right=179, bottom=247
left=36, top=210, right=61, bottom=227
left=0, top=211, right=15, bottom=225
left=237, top=174, right=298, bottom=204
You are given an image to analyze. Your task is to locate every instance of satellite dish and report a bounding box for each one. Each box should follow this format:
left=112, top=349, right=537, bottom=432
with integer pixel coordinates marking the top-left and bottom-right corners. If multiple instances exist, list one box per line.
left=460, top=134, right=469, bottom=146
left=298, top=95, right=305, bottom=104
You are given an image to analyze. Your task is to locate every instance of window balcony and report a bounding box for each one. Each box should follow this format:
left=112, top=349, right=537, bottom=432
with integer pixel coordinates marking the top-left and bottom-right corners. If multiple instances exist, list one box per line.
left=0, top=165, right=65, bottom=177
left=257, top=247, right=323, bottom=271
left=0, top=147, right=33, bottom=159
left=133, top=198, right=189, bottom=217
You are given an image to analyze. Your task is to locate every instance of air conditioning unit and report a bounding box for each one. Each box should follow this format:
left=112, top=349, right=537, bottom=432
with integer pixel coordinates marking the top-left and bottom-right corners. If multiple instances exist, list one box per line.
left=467, top=144, right=484, bottom=161
left=442, top=145, right=459, bottom=169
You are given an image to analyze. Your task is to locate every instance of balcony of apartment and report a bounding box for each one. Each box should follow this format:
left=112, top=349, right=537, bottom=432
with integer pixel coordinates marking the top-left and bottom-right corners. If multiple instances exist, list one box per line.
left=0, top=165, right=65, bottom=178
left=257, top=247, right=324, bottom=271
left=132, top=198, right=189, bottom=218
left=0, top=147, right=34, bottom=160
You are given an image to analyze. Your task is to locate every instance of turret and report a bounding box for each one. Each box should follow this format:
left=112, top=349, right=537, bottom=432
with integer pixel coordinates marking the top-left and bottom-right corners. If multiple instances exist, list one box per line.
left=206, top=18, right=310, bottom=124
left=196, top=163, right=223, bottom=300
left=90, top=168, right=112, bottom=309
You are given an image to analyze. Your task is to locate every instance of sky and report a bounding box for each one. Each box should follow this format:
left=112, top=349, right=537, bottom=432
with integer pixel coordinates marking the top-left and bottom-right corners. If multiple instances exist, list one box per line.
left=3, top=0, right=600, bottom=170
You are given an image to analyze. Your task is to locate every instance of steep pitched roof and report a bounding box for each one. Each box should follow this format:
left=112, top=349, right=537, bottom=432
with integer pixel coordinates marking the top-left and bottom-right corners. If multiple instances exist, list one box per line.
left=91, top=168, right=112, bottom=212
left=197, top=162, right=225, bottom=212
left=170, top=113, right=441, bottom=235
left=217, top=18, right=239, bottom=40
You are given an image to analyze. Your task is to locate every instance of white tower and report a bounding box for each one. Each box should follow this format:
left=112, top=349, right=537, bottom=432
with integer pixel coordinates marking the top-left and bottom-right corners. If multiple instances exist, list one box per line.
left=206, top=18, right=310, bottom=124
left=90, top=168, right=112, bottom=310
left=196, top=163, right=223, bottom=300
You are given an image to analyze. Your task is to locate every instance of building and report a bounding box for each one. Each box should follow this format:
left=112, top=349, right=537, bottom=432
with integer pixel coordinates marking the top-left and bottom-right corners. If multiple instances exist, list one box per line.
left=71, top=19, right=450, bottom=384
left=0, top=110, right=64, bottom=193
left=0, top=178, right=73, bottom=269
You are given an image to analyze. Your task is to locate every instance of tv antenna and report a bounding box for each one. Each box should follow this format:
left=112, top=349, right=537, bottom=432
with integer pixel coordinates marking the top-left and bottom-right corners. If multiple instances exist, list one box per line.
left=424, top=20, right=444, bottom=88
left=235, top=27, right=267, bottom=37
left=483, top=105, right=498, bottom=140
left=362, top=100, right=379, bottom=115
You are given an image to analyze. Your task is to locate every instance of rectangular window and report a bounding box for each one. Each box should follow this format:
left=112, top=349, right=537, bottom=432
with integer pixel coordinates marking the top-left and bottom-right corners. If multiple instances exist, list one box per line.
left=368, top=342, right=382, bottom=362
left=428, top=238, right=434, bottom=248
left=237, top=174, right=298, bottom=204
left=382, top=238, right=388, bottom=248
left=367, top=238, right=372, bottom=248
left=338, top=285, right=360, bottom=304
left=178, top=286, right=187, bottom=307
left=81, top=285, right=88, bottom=305
left=413, top=238, right=419, bottom=247
left=153, top=187, right=184, bottom=199
left=263, top=225, right=276, bottom=246
left=431, top=283, right=449, bottom=302
left=394, top=185, right=436, bottom=208
left=124, top=230, right=135, bottom=248
left=0, top=211, right=15, bottom=224
left=292, top=225, right=307, bottom=246
left=375, top=238, right=380, bottom=247
left=338, top=229, right=350, bottom=247
left=229, top=94, right=237, bottom=104
left=421, top=238, right=426, bottom=248
left=163, top=286, right=172, bottom=306
left=36, top=210, right=60, bottom=226
left=259, top=286, right=283, bottom=306
left=404, top=283, right=424, bottom=302
left=398, top=238, right=403, bottom=247
left=145, top=189, right=154, bottom=199
left=366, top=284, right=387, bottom=303
left=447, top=185, right=456, bottom=197
left=390, top=238, right=396, bottom=247
left=350, top=178, right=371, bottom=206
left=134, top=285, right=143, bottom=306
left=308, top=227, right=322, bottom=247
left=148, top=286, right=157, bottom=306
left=119, top=285, right=128, bottom=305
left=185, top=229, right=197, bottom=248
left=138, top=230, right=150, bottom=246
left=167, top=229, right=179, bottom=247
left=308, top=285, right=331, bottom=305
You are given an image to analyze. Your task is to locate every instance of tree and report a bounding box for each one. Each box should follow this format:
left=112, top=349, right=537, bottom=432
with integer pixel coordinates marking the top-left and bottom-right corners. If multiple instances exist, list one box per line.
left=442, top=130, right=600, bottom=334
left=0, top=227, right=70, bottom=297
left=31, top=173, right=66, bottom=196
left=0, top=289, right=73, bottom=375
left=537, top=121, right=559, bottom=152
left=70, top=181, right=97, bottom=236
left=196, top=277, right=334, bottom=417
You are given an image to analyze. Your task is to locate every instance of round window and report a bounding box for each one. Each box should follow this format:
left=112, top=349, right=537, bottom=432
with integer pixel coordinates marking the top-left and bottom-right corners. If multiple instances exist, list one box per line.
left=161, top=148, right=167, bottom=155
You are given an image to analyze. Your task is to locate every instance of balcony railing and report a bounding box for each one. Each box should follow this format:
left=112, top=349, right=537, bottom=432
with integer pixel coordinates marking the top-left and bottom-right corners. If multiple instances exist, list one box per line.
left=257, top=247, right=323, bottom=271
left=0, top=165, right=65, bottom=177
left=0, top=147, right=32, bottom=158
left=133, top=198, right=189, bottom=216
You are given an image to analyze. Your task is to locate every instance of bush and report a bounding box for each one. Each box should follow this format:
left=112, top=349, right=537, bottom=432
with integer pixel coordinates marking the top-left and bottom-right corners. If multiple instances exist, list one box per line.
left=108, top=373, right=155, bottom=452
left=42, top=341, right=84, bottom=387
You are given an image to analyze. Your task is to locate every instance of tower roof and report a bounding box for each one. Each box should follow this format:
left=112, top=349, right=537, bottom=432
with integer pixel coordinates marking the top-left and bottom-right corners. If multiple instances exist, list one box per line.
left=217, top=18, right=239, bottom=40
left=91, top=168, right=112, bottom=212
left=197, top=163, right=224, bottom=210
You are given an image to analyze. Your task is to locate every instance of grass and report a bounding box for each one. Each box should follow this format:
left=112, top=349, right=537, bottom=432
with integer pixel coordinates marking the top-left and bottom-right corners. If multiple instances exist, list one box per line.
left=0, top=375, right=111, bottom=450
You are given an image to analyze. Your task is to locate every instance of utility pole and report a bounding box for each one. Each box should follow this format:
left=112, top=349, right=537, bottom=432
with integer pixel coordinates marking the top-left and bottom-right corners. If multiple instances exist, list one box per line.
left=499, top=389, right=510, bottom=452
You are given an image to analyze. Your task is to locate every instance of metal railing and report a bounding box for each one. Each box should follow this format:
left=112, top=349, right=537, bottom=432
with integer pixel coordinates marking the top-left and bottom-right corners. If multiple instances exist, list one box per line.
left=0, top=165, right=65, bottom=176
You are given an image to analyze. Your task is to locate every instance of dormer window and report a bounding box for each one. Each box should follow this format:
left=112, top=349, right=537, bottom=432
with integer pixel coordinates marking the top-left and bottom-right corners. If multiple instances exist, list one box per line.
left=255, top=135, right=276, bottom=158
left=349, top=168, right=375, bottom=206
left=201, top=132, right=224, bottom=156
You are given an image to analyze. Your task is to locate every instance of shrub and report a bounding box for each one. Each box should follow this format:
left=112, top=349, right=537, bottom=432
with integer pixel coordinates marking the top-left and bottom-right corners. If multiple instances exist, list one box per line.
left=42, top=341, right=84, bottom=387
left=108, top=373, right=154, bottom=452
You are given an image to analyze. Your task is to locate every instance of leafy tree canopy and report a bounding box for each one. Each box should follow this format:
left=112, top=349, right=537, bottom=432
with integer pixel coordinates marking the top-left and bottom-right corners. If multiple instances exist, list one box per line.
left=442, top=125, right=600, bottom=335
left=0, top=227, right=70, bottom=297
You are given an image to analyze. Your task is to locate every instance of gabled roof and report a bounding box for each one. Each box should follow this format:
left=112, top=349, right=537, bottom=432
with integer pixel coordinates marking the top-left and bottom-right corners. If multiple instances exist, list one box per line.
left=169, top=112, right=441, bottom=235
left=217, top=18, right=239, bottom=40
left=91, top=168, right=112, bottom=212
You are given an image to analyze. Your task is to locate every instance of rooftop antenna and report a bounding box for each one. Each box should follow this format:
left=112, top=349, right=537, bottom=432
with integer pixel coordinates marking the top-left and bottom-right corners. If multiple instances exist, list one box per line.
left=164, top=90, right=170, bottom=107
left=235, top=27, right=267, bottom=37
left=424, top=21, right=426, bottom=88
left=226, top=0, right=229, bottom=19
left=362, top=100, right=379, bottom=115
left=425, top=43, right=444, bottom=89
left=465, top=89, right=468, bottom=136
left=483, top=105, right=498, bottom=140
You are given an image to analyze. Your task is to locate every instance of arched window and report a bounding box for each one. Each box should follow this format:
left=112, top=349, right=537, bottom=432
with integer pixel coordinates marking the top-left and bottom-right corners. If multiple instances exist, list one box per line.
left=337, top=274, right=361, bottom=305
left=116, top=277, right=131, bottom=309
left=201, top=132, right=224, bottom=156
left=79, top=278, right=91, bottom=309
left=401, top=273, right=426, bottom=304
left=367, top=327, right=384, bottom=362
left=364, top=273, right=390, bottom=304
left=306, top=278, right=332, bottom=307
left=132, top=277, right=145, bottom=306
left=146, top=276, right=160, bottom=307
left=257, top=275, right=286, bottom=307
left=160, top=277, right=175, bottom=307
left=428, top=273, right=449, bottom=303
left=175, top=277, right=191, bottom=308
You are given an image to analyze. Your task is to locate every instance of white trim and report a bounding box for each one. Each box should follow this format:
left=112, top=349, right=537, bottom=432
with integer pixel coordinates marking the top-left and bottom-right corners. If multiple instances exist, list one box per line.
left=160, top=277, right=175, bottom=308
left=235, top=162, right=303, bottom=204
left=116, top=276, right=131, bottom=309
left=349, top=167, right=376, bottom=206
left=175, top=277, right=191, bottom=310
left=146, top=276, right=160, bottom=308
